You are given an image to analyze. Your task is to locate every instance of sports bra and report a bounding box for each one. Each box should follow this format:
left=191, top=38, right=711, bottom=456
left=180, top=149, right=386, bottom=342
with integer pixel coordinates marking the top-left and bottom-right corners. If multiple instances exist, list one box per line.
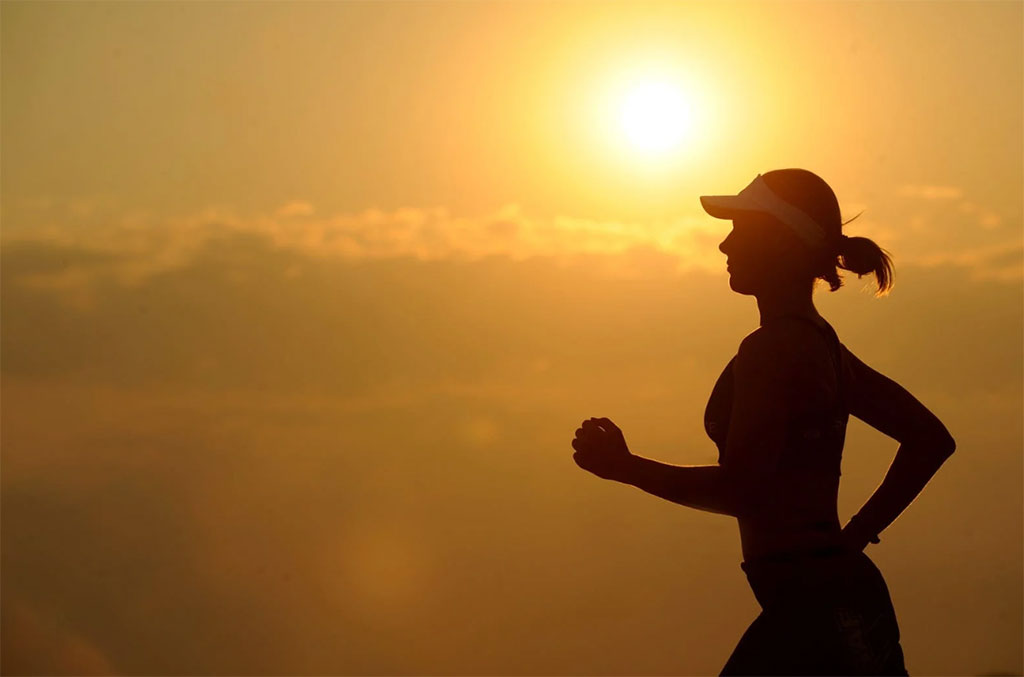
left=703, top=315, right=849, bottom=476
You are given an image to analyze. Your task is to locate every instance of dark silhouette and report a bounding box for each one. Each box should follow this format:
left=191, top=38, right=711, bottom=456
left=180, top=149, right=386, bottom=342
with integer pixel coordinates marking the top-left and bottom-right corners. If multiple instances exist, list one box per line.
left=571, top=169, right=956, bottom=676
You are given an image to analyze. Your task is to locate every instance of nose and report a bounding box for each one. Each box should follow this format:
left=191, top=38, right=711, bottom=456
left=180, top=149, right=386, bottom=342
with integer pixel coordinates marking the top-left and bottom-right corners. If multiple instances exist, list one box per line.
left=718, top=231, right=732, bottom=255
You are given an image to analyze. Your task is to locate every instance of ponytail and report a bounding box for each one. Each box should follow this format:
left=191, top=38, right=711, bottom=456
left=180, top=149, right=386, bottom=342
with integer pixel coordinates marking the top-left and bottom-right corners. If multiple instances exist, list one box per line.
left=751, top=172, right=896, bottom=296
left=837, top=234, right=894, bottom=296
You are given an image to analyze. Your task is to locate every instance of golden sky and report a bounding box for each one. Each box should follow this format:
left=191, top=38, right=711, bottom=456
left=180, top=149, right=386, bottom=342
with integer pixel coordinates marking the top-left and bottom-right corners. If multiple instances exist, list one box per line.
left=2, top=2, right=1022, bottom=675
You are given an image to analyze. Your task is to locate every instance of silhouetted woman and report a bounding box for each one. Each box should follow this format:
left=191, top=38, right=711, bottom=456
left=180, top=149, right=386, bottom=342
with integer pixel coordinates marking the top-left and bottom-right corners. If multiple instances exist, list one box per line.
left=571, top=169, right=956, bottom=676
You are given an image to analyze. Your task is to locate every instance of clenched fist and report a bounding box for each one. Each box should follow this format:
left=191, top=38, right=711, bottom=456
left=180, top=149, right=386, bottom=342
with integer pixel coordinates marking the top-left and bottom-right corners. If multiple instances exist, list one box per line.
left=571, top=417, right=635, bottom=481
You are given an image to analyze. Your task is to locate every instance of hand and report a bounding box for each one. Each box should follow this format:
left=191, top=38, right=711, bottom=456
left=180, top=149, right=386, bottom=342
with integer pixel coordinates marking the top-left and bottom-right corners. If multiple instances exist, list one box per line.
left=840, top=518, right=881, bottom=553
left=571, top=417, right=634, bottom=481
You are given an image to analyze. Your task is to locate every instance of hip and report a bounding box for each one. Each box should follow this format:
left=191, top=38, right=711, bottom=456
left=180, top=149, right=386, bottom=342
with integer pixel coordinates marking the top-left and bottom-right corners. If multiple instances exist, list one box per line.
left=729, top=549, right=907, bottom=675
left=740, top=548, right=896, bottom=615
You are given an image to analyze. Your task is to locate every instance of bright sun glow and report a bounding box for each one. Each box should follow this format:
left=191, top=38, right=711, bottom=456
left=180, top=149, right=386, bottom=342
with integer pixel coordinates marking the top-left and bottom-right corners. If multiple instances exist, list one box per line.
left=619, top=80, right=693, bottom=155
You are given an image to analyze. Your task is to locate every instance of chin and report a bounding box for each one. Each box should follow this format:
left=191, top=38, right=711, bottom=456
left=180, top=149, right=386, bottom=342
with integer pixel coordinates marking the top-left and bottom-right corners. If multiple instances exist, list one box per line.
left=728, top=275, right=757, bottom=296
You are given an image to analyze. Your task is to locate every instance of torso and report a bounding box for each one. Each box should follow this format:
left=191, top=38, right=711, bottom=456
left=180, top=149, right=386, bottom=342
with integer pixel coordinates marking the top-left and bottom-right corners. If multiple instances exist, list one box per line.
left=705, top=314, right=849, bottom=562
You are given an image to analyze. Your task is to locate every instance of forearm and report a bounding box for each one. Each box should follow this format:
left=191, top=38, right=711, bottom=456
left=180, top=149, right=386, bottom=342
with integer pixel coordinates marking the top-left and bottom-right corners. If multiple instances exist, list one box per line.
left=846, top=436, right=956, bottom=543
left=614, top=455, right=744, bottom=517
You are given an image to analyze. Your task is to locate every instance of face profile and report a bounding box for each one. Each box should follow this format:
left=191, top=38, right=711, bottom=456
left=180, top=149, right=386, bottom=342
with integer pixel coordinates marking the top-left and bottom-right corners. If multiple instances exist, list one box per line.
left=718, top=212, right=810, bottom=297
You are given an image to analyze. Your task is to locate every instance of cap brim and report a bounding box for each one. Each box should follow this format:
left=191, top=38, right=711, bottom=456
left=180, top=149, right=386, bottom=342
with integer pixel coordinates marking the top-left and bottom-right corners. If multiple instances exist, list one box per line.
left=700, top=195, right=758, bottom=220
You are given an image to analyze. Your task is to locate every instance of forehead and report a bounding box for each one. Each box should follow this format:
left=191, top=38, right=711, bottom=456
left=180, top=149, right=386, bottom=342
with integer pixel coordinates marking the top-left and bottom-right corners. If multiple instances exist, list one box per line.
left=727, top=212, right=797, bottom=245
left=730, top=212, right=779, bottom=229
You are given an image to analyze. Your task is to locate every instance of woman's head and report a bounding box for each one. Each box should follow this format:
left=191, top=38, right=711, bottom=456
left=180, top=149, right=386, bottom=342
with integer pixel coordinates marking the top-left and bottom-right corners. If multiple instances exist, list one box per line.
left=706, top=168, right=894, bottom=297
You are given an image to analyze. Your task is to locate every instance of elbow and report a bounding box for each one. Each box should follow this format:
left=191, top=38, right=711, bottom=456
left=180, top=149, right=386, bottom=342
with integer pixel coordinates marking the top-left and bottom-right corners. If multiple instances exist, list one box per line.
left=929, top=421, right=956, bottom=459
left=938, top=430, right=956, bottom=459
left=909, top=424, right=956, bottom=460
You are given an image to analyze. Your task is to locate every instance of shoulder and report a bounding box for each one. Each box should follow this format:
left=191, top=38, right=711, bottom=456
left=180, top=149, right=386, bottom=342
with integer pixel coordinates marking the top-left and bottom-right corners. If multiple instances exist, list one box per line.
left=737, top=318, right=824, bottom=364
left=734, top=328, right=796, bottom=386
left=735, top=319, right=837, bottom=394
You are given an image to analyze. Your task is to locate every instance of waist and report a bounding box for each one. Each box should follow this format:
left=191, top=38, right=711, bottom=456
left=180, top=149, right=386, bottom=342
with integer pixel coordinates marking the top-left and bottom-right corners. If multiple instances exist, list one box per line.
left=737, top=484, right=842, bottom=561
left=741, top=544, right=847, bottom=570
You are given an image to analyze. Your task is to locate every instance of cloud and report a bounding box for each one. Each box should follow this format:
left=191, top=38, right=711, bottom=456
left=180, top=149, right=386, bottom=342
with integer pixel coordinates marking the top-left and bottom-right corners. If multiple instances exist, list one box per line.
left=871, top=184, right=1022, bottom=274
left=903, top=239, right=1023, bottom=281
left=2, top=219, right=1020, bottom=399
left=958, top=200, right=1004, bottom=229
left=898, top=184, right=964, bottom=200
left=7, top=196, right=1019, bottom=318
left=1, top=201, right=724, bottom=294
left=275, top=200, right=316, bottom=218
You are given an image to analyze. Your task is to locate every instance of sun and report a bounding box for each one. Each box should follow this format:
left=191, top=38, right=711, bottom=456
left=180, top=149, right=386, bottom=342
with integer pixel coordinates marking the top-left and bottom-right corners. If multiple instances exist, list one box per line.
left=586, top=62, right=714, bottom=170
left=619, top=80, right=693, bottom=156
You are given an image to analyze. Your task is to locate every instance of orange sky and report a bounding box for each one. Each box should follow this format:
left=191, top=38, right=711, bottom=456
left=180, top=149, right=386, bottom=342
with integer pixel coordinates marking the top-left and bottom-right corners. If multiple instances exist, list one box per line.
left=2, top=2, right=1022, bottom=675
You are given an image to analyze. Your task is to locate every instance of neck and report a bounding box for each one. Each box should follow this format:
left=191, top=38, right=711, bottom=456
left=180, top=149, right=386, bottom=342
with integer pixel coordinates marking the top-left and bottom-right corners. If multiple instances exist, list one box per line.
left=755, top=285, right=819, bottom=326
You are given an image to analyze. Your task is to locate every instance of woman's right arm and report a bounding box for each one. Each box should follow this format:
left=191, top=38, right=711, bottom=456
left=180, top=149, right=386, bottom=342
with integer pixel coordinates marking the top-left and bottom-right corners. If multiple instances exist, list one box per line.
left=841, top=347, right=957, bottom=550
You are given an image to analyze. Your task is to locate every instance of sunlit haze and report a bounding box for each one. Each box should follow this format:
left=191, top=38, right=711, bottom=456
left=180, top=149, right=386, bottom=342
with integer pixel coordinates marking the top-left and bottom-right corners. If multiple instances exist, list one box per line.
left=2, top=2, right=1021, bottom=676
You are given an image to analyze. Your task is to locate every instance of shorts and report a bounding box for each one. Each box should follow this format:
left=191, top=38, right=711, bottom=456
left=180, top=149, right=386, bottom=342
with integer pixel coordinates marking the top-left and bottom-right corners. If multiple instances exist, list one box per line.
left=720, top=548, right=909, bottom=676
